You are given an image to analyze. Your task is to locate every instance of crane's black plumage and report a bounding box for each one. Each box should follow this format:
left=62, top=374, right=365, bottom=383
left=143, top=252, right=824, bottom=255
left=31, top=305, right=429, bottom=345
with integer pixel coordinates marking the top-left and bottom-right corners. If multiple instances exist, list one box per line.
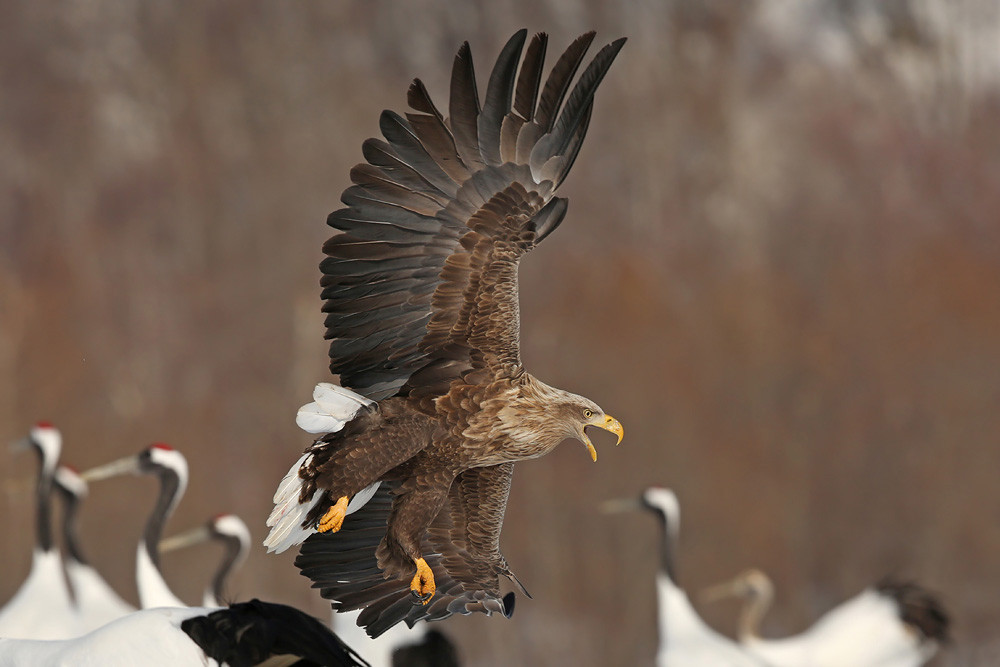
left=875, top=578, right=951, bottom=644
left=180, top=599, right=369, bottom=667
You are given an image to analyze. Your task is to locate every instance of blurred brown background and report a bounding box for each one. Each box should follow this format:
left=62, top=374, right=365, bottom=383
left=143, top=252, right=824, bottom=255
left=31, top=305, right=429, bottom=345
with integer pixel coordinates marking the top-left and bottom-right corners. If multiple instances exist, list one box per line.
left=2, top=0, right=999, bottom=664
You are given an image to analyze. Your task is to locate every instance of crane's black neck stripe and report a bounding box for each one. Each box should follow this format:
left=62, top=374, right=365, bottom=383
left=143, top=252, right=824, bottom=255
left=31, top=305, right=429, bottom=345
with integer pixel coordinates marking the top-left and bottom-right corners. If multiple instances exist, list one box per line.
left=33, top=444, right=55, bottom=553
left=644, top=504, right=677, bottom=583
left=210, top=534, right=243, bottom=605
left=55, top=483, right=87, bottom=565
left=143, top=468, right=181, bottom=568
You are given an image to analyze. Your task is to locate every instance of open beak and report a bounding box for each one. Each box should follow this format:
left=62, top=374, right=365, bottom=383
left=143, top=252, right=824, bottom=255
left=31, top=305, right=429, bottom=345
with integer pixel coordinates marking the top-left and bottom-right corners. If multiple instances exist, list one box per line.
left=80, top=455, right=140, bottom=482
left=599, top=497, right=642, bottom=514
left=582, top=414, right=624, bottom=462
left=160, top=525, right=211, bottom=553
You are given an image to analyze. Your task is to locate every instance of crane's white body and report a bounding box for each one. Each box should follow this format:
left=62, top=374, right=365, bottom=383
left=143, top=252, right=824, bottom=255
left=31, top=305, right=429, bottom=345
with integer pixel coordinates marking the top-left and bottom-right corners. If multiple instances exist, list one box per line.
left=54, top=465, right=136, bottom=633
left=656, top=572, right=765, bottom=667
left=137, top=448, right=190, bottom=609
left=614, top=488, right=764, bottom=667
left=64, top=560, right=136, bottom=633
left=0, top=426, right=85, bottom=640
left=0, top=607, right=212, bottom=667
left=137, top=543, right=186, bottom=609
left=81, top=445, right=190, bottom=610
left=743, top=587, right=937, bottom=667
left=704, top=566, right=945, bottom=667
left=0, top=549, right=81, bottom=640
left=0, top=600, right=366, bottom=667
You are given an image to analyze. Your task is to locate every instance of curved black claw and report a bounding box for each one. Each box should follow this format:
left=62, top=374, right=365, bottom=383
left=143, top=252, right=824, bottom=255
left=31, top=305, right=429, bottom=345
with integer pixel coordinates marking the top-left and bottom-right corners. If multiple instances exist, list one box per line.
left=410, top=589, right=434, bottom=605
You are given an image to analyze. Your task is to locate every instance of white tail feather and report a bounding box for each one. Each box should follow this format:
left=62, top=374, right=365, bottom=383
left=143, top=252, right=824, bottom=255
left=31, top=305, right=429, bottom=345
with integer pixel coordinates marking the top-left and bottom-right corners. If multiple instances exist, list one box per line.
left=264, top=453, right=319, bottom=553
left=271, top=452, right=311, bottom=506
left=346, top=481, right=381, bottom=514
left=313, top=382, right=374, bottom=416
left=264, top=465, right=381, bottom=553
left=295, top=404, right=347, bottom=434
left=265, top=384, right=380, bottom=554
left=296, top=383, right=373, bottom=433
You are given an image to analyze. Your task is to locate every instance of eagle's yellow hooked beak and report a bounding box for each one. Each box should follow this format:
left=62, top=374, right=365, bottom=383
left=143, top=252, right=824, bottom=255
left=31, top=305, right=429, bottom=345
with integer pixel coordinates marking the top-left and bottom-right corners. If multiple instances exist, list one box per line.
left=582, top=414, right=624, bottom=462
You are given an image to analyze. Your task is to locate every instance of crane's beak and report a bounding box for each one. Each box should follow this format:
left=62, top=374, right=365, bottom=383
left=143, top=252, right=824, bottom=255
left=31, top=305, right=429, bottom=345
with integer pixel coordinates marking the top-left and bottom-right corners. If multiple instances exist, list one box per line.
left=699, top=577, right=743, bottom=604
left=599, top=497, right=642, bottom=514
left=160, top=525, right=211, bottom=553
left=80, top=455, right=139, bottom=482
left=582, top=414, right=624, bottom=462
left=9, top=436, right=32, bottom=453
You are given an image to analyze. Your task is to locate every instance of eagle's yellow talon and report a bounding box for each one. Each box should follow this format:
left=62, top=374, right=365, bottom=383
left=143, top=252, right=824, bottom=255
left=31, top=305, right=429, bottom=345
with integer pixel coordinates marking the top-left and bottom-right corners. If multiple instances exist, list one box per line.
left=317, top=496, right=350, bottom=533
left=410, top=557, right=435, bottom=605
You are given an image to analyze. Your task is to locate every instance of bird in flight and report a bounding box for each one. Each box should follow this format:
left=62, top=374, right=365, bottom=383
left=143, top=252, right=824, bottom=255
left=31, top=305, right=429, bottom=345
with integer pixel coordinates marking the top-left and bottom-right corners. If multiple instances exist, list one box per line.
left=265, top=29, right=626, bottom=636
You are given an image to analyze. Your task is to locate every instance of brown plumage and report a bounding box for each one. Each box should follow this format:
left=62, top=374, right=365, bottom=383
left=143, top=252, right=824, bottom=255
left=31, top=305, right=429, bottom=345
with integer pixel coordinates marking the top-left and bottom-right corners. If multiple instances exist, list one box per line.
left=275, top=29, right=626, bottom=637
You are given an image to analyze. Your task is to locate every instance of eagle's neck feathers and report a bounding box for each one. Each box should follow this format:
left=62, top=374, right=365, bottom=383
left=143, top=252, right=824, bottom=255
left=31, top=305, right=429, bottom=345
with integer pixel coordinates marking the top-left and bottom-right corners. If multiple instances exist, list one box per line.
left=469, top=375, right=580, bottom=461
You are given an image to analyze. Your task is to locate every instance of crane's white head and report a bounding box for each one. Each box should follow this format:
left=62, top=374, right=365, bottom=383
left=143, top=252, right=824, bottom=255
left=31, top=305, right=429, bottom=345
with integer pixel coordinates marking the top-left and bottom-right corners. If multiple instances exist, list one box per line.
left=81, top=443, right=189, bottom=520
left=211, top=514, right=251, bottom=547
left=161, top=513, right=250, bottom=556
left=211, top=513, right=251, bottom=575
left=601, top=486, right=680, bottom=531
left=640, top=486, right=680, bottom=538
left=54, top=465, right=88, bottom=498
left=602, top=486, right=683, bottom=583
left=141, top=443, right=189, bottom=479
left=82, top=443, right=188, bottom=482
left=15, top=422, right=63, bottom=474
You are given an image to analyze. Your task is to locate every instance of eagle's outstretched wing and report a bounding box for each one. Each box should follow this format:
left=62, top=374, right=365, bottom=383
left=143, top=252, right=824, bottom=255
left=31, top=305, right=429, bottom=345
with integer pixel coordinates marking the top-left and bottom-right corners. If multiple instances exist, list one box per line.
left=295, top=464, right=521, bottom=637
left=288, top=30, right=625, bottom=634
left=322, top=30, right=626, bottom=400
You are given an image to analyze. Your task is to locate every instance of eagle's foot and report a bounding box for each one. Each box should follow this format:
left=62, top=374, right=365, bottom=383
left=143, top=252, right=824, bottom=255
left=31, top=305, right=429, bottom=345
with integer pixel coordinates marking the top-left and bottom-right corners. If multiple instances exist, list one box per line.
left=409, top=557, right=435, bottom=605
left=317, top=495, right=350, bottom=533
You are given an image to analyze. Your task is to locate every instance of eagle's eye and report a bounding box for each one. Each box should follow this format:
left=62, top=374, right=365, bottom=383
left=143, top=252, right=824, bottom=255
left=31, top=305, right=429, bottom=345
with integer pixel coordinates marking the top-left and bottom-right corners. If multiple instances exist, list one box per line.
left=583, top=409, right=594, bottom=419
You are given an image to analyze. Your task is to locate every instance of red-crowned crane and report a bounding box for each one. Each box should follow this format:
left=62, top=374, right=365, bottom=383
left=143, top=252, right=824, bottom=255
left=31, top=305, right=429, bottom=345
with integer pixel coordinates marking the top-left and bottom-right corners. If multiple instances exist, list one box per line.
left=53, top=465, right=136, bottom=631
left=701, top=568, right=950, bottom=667
left=81, top=444, right=189, bottom=609
left=603, top=487, right=765, bottom=667
left=160, top=514, right=251, bottom=607
left=0, top=424, right=82, bottom=639
left=0, top=599, right=369, bottom=666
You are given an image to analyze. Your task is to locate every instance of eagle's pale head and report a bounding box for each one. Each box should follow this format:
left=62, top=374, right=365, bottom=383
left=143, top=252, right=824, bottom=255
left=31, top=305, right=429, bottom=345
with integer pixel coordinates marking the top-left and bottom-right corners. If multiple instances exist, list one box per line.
left=509, top=379, right=623, bottom=461
left=553, top=393, right=624, bottom=461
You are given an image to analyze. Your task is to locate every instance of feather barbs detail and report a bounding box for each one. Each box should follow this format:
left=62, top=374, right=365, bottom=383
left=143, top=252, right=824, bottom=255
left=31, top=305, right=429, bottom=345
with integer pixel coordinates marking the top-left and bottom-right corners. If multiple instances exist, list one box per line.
left=265, top=384, right=378, bottom=554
